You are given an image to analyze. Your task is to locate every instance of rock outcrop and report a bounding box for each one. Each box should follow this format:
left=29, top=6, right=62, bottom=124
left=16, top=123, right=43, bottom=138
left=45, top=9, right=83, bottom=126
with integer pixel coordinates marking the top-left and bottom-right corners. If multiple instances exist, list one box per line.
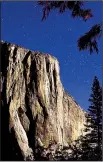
left=1, top=41, right=86, bottom=160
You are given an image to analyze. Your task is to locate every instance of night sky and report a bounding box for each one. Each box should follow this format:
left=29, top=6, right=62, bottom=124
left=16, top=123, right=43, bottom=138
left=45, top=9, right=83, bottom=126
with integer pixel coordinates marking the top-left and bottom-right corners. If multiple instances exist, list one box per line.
left=1, top=1, right=102, bottom=111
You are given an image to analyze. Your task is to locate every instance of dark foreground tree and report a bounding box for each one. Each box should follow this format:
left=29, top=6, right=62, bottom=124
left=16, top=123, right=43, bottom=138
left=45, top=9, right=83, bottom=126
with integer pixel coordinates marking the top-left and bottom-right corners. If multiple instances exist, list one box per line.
left=85, top=76, right=102, bottom=160
left=38, top=1, right=102, bottom=54
left=72, top=76, right=102, bottom=160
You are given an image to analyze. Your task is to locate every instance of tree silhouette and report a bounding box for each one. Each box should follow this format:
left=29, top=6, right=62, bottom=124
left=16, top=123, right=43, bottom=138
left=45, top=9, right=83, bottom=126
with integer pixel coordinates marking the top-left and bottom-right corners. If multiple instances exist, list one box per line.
left=38, top=1, right=102, bottom=54
left=86, top=76, right=102, bottom=160
left=72, top=76, right=102, bottom=160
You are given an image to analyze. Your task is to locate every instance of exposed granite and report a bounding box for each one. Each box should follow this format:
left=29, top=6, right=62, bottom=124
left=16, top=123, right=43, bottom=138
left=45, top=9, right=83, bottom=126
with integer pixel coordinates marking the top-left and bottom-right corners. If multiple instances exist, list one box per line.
left=1, top=41, right=86, bottom=160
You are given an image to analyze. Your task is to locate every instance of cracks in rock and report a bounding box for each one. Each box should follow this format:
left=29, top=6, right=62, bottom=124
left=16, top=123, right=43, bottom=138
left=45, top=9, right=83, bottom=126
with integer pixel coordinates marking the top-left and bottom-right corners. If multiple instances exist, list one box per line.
left=46, top=59, right=50, bottom=73
left=37, top=97, right=48, bottom=121
left=45, top=57, right=53, bottom=94
left=46, top=62, right=52, bottom=93
left=45, top=58, right=53, bottom=107
left=11, top=82, right=16, bottom=99
left=23, top=52, right=37, bottom=156
left=37, top=96, right=49, bottom=140
left=22, top=51, right=31, bottom=65
left=50, top=79, right=53, bottom=93
left=25, top=92, right=37, bottom=154
left=13, top=47, right=18, bottom=63
left=45, top=57, right=57, bottom=107
left=68, top=100, right=70, bottom=111
left=53, top=68, right=57, bottom=94
left=29, top=57, right=37, bottom=94
left=22, top=51, right=31, bottom=82
left=53, top=68, right=57, bottom=105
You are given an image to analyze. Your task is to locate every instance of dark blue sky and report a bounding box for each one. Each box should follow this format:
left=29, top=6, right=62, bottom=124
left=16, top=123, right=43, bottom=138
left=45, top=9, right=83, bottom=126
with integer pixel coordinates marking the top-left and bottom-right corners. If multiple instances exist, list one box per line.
left=1, top=1, right=102, bottom=111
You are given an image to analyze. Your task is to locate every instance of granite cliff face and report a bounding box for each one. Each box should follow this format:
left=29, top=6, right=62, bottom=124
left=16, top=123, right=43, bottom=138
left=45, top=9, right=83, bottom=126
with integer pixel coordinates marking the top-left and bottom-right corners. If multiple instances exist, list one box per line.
left=1, top=41, right=86, bottom=160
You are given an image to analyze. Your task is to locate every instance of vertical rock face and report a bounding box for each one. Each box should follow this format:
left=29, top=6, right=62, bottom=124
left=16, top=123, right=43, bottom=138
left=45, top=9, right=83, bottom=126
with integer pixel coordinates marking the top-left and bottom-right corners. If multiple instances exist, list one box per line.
left=1, top=41, right=86, bottom=160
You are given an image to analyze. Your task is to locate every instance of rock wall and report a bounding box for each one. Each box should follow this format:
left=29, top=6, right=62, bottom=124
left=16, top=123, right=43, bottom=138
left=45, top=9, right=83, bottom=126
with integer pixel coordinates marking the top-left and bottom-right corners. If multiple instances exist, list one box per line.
left=1, top=41, right=86, bottom=160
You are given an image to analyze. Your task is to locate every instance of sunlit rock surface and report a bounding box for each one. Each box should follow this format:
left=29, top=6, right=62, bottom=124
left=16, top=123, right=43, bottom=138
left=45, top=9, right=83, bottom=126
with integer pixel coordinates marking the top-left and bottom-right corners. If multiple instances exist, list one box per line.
left=1, top=41, right=86, bottom=160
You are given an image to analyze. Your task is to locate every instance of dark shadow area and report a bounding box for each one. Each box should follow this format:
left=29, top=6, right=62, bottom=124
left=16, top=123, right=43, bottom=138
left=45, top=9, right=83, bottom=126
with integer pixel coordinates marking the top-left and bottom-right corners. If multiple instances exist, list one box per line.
left=1, top=42, right=23, bottom=160
left=45, top=58, right=50, bottom=73
left=7, top=128, right=23, bottom=161
left=29, top=57, right=38, bottom=94
left=1, top=43, right=11, bottom=160
left=53, top=69, right=56, bottom=91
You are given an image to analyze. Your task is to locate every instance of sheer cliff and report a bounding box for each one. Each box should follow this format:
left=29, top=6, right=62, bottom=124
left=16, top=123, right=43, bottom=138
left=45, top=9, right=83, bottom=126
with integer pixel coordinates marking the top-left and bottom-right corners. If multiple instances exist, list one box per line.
left=1, top=41, right=86, bottom=160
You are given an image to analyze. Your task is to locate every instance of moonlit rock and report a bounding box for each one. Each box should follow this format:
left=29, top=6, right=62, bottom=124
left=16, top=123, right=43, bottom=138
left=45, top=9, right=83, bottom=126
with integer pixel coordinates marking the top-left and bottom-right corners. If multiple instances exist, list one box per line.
left=1, top=41, right=86, bottom=160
